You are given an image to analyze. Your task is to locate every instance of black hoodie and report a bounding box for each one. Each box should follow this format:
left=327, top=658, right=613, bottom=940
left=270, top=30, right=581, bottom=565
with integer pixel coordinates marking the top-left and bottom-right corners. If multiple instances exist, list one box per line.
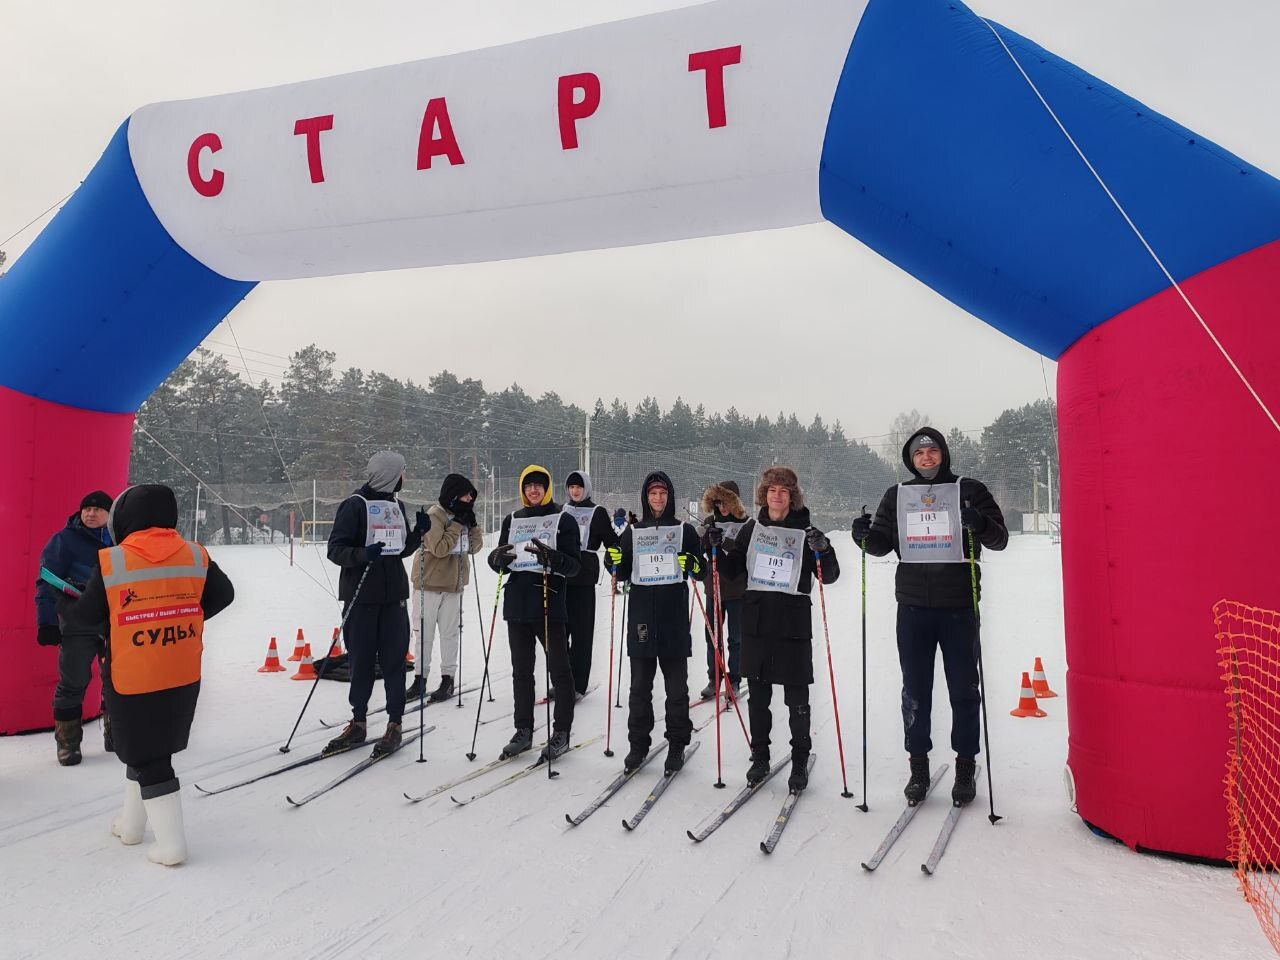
left=862, top=428, right=1008, bottom=607
left=615, top=471, right=705, bottom=659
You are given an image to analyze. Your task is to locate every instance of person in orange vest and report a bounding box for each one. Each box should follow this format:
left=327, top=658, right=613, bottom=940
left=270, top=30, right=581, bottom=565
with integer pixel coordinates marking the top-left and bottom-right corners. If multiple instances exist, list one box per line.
left=59, top=484, right=234, bottom=866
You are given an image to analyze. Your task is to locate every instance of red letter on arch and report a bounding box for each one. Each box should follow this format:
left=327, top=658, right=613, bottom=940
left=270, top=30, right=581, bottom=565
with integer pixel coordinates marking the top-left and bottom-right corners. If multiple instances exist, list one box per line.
left=558, top=73, right=601, bottom=150
left=689, top=45, right=742, bottom=129
left=187, top=133, right=223, bottom=197
left=293, top=114, right=334, bottom=183
left=417, top=97, right=465, bottom=169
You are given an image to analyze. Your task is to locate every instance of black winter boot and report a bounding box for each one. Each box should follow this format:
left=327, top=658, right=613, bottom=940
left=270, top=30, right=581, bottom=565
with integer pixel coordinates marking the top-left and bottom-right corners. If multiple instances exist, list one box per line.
left=904, top=756, right=930, bottom=805
left=698, top=680, right=716, bottom=701
left=371, top=722, right=403, bottom=758
left=541, top=730, right=570, bottom=761
left=54, top=719, right=83, bottom=766
left=501, top=727, right=533, bottom=759
left=428, top=675, right=454, bottom=703
left=623, top=744, right=649, bottom=773
left=323, top=720, right=367, bottom=757
left=664, top=742, right=687, bottom=776
left=405, top=676, right=428, bottom=701
left=746, top=749, right=771, bottom=786
left=788, top=752, right=810, bottom=793
left=952, top=756, right=977, bottom=806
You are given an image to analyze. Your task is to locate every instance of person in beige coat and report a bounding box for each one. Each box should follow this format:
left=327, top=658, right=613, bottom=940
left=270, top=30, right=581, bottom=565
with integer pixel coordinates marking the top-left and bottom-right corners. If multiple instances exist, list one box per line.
left=407, top=473, right=484, bottom=702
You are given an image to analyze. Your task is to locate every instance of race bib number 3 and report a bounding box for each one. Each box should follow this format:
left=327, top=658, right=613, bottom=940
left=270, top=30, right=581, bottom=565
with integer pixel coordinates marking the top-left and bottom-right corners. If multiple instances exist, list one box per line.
left=637, top=553, right=678, bottom=583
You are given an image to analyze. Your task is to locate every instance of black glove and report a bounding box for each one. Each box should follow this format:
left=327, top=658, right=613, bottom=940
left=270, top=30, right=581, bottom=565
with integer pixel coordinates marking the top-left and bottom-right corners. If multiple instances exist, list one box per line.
left=805, top=527, right=830, bottom=552
left=627, top=511, right=639, bottom=526
left=37, top=624, right=62, bottom=647
left=488, top=543, right=516, bottom=572
left=455, top=506, right=477, bottom=529
left=704, top=525, right=725, bottom=549
left=961, top=507, right=987, bottom=534
left=851, top=515, right=872, bottom=543
left=525, top=538, right=563, bottom=569
left=413, top=510, right=431, bottom=535
left=364, top=541, right=385, bottom=562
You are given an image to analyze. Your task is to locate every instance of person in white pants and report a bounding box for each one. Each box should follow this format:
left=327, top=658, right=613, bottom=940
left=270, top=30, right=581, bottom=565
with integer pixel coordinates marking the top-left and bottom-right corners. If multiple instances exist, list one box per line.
left=407, top=473, right=484, bottom=702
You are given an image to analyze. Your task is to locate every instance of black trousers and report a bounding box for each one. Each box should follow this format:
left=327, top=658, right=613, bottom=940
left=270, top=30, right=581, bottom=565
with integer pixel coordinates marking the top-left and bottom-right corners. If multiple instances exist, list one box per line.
left=627, top=656, right=693, bottom=751
left=565, top=584, right=596, bottom=695
left=508, top=621, right=575, bottom=732
left=126, top=757, right=177, bottom=797
left=345, top=601, right=411, bottom=724
left=747, top=680, right=811, bottom=757
left=52, top=631, right=104, bottom=721
left=897, top=604, right=981, bottom=758
left=702, top=597, right=742, bottom=683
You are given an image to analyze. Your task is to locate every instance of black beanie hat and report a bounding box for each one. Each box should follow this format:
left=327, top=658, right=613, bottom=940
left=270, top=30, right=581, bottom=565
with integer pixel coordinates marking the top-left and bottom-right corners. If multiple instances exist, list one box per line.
left=720, top=480, right=740, bottom=496
left=439, top=473, right=478, bottom=509
left=80, top=490, right=113, bottom=511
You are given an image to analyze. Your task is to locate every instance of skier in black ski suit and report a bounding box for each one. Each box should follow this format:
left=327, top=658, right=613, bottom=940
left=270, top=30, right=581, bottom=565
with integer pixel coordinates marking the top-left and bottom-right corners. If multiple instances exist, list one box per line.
left=561, top=471, right=620, bottom=696
left=608, top=471, right=704, bottom=777
left=852, top=428, right=1007, bottom=805
left=487, top=465, right=581, bottom=762
left=325, top=451, right=430, bottom=758
left=718, top=466, right=838, bottom=793
left=35, top=490, right=114, bottom=765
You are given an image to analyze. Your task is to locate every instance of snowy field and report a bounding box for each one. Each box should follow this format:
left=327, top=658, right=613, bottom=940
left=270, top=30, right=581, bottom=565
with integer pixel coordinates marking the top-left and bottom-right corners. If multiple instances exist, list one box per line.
left=1, top=534, right=1268, bottom=959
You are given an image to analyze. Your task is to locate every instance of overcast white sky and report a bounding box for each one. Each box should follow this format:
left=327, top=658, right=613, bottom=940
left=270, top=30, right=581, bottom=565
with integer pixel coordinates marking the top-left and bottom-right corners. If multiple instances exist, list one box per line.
left=3, top=1, right=1277, bottom=441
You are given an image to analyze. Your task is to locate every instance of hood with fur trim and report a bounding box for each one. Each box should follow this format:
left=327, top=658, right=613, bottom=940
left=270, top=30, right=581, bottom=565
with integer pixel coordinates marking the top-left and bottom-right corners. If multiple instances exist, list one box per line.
left=755, top=466, right=804, bottom=511
left=701, top=483, right=747, bottom=521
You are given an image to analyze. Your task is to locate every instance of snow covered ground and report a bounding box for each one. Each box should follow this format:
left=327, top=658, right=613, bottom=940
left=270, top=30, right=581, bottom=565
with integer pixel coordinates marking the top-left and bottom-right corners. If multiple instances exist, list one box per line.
left=1, top=534, right=1268, bottom=959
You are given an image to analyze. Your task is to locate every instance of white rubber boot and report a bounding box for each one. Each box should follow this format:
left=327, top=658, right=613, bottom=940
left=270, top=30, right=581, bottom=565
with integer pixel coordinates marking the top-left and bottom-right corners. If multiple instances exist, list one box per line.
left=142, top=789, right=187, bottom=866
left=111, top=778, right=146, bottom=845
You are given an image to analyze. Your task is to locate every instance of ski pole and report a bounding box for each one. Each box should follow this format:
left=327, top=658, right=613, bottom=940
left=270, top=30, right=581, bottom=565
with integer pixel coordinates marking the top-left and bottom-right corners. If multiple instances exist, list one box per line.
left=690, top=580, right=751, bottom=749
left=279, top=561, right=372, bottom=754
left=604, top=569, right=617, bottom=757
left=615, top=586, right=628, bottom=708
left=710, top=546, right=726, bottom=789
left=813, top=547, right=853, bottom=799
left=418, top=533, right=430, bottom=763
left=542, top=561, right=559, bottom=780
left=473, top=554, right=496, bottom=702
left=455, top=555, right=466, bottom=710
left=857, top=505, right=870, bottom=812
left=968, top=521, right=1001, bottom=824
left=466, top=568, right=504, bottom=761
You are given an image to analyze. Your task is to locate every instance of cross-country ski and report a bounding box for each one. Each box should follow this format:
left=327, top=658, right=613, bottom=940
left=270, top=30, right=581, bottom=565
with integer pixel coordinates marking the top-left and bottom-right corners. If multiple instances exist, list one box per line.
left=565, top=741, right=667, bottom=826
left=286, top=727, right=434, bottom=807
left=860, top=765, right=950, bottom=872
left=759, top=754, right=817, bottom=854
left=921, top=764, right=981, bottom=875
left=450, top=737, right=602, bottom=807
left=621, top=741, right=702, bottom=831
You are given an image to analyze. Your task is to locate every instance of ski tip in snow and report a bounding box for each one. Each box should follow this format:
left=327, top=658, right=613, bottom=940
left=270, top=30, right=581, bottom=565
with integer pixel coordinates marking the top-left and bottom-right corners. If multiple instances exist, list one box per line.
left=686, top=829, right=701, bottom=843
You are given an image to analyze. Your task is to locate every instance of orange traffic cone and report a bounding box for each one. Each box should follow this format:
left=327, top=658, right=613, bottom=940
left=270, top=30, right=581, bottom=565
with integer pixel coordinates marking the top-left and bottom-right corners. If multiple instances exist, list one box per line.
left=287, top=628, right=306, bottom=662
left=1031, top=657, right=1059, bottom=698
left=327, top=626, right=342, bottom=659
left=1010, top=671, right=1047, bottom=718
left=291, top=644, right=318, bottom=681
left=257, top=637, right=286, bottom=673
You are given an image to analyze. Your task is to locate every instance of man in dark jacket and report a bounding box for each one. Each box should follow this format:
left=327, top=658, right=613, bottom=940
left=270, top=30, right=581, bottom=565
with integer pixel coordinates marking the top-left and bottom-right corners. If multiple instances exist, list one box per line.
left=717, top=467, right=837, bottom=792
left=609, top=471, right=704, bottom=777
left=697, top=480, right=749, bottom=701
left=325, top=451, right=429, bottom=758
left=35, top=490, right=114, bottom=765
left=487, top=465, right=582, bottom=761
left=561, top=470, right=620, bottom=697
left=852, top=427, right=1007, bottom=806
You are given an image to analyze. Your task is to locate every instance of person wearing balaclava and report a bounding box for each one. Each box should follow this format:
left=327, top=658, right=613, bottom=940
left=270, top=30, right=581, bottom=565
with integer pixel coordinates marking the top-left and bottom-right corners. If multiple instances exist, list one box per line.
left=486, top=465, right=581, bottom=761
left=852, top=428, right=1008, bottom=807
left=324, top=451, right=430, bottom=759
left=58, top=484, right=235, bottom=866
left=406, top=473, right=484, bottom=704
left=560, top=471, right=620, bottom=697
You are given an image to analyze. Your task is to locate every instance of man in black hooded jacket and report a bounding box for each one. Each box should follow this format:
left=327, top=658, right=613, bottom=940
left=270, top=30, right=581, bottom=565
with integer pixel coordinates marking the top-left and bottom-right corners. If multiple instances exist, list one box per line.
left=561, top=470, right=620, bottom=697
left=852, top=427, right=1007, bottom=806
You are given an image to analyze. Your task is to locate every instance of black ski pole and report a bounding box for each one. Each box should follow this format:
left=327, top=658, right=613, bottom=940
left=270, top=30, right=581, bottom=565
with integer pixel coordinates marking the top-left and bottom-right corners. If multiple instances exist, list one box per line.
left=473, top=554, right=496, bottom=702
left=542, top=559, right=559, bottom=780
left=466, top=567, right=505, bottom=761
left=858, top=505, right=870, bottom=812
left=417, top=528, right=430, bottom=763
left=455, top=554, right=466, bottom=710
left=279, top=561, right=372, bottom=754
left=968, top=520, right=1001, bottom=824
left=615, top=585, right=628, bottom=708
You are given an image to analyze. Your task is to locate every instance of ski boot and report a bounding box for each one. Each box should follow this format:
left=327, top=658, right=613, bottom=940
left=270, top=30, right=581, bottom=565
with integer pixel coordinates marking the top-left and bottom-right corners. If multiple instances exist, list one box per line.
left=952, top=756, right=977, bottom=806
left=428, top=675, right=454, bottom=703
left=54, top=719, right=83, bottom=766
left=698, top=680, right=717, bottom=701
left=664, top=742, right=687, bottom=776
left=904, top=756, right=930, bottom=805
left=623, top=744, right=649, bottom=773
left=788, top=752, right=810, bottom=793
left=405, top=676, right=428, bottom=701
left=501, top=727, right=533, bottom=759
left=371, top=722, right=403, bottom=758
left=541, top=730, right=570, bottom=762
left=723, top=677, right=742, bottom=702
left=322, top=719, right=367, bottom=757
left=746, top=749, right=771, bottom=786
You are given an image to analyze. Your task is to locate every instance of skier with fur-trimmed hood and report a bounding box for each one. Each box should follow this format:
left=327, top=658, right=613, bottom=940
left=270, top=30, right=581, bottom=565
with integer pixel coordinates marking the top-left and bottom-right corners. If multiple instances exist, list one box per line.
left=325, top=451, right=430, bottom=759
left=852, top=427, right=1007, bottom=806
left=697, top=480, right=749, bottom=701
left=606, top=471, right=705, bottom=777
left=561, top=471, right=620, bottom=697
left=487, top=465, right=582, bottom=761
left=717, top=467, right=838, bottom=793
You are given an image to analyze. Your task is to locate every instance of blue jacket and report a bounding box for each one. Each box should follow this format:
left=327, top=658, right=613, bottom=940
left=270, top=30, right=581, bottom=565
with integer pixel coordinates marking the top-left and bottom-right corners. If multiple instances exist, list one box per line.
left=35, top=514, right=111, bottom=627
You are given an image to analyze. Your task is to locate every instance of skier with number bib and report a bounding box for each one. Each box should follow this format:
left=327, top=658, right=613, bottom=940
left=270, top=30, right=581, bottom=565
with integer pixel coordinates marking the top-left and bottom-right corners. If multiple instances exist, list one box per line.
left=406, top=473, right=484, bottom=704
left=717, top=467, right=838, bottom=793
left=325, top=451, right=430, bottom=759
left=605, top=471, right=703, bottom=777
left=852, top=429, right=1007, bottom=806
left=561, top=471, right=620, bottom=698
left=486, top=465, right=581, bottom=761
left=697, top=480, right=749, bottom=703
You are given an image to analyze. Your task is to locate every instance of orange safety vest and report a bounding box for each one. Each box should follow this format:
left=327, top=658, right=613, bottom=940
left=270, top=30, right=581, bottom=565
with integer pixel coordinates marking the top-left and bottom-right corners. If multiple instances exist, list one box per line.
left=101, top=529, right=209, bottom=696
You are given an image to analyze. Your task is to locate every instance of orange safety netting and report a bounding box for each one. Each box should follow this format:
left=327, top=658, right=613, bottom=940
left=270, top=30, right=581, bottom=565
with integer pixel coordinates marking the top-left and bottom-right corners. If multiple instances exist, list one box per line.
left=1216, top=599, right=1280, bottom=954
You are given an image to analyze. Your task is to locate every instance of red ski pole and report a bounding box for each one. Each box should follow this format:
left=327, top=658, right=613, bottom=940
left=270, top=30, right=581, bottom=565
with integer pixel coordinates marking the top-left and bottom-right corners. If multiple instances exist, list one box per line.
left=690, top=580, right=751, bottom=749
left=814, top=551, right=854, bottom=798
left=710, top=547, right=726, bottom=788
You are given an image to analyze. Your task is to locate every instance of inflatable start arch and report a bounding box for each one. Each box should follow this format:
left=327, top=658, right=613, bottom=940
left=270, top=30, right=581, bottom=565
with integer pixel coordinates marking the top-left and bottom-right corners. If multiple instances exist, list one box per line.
left=2, top=0, right=1277, bottom=861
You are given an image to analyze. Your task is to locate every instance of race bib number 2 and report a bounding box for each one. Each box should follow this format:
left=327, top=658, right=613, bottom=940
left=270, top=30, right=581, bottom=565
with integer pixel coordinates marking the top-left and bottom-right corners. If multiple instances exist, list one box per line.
left=752, top=553, right=794, bottom=584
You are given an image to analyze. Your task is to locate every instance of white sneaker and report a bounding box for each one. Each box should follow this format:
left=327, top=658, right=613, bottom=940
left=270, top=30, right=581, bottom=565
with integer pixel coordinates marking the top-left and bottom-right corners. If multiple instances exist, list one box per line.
left=111, top=778, right=146, bottom=845
left=142, top=790, right=188, bottom=866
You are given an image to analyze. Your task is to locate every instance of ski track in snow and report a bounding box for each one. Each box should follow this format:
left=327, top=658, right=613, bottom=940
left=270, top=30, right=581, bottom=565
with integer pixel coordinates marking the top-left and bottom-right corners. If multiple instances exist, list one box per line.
left=0, top=536, right=1272, bottom=959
